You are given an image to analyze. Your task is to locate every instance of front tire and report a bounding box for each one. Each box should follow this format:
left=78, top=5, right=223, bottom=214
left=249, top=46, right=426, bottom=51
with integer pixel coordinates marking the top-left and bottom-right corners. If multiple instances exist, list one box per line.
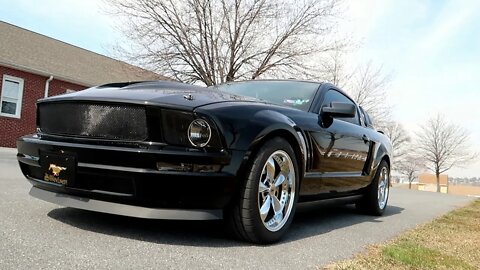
left=227, top=137, right=299, bottom=244
left=356, top=160, right=390, bottom=216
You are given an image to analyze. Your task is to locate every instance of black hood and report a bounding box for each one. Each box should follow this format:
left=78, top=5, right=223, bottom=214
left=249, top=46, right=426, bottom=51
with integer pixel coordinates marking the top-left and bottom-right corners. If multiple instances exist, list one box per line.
left=40, top=81, right=260, bottom=110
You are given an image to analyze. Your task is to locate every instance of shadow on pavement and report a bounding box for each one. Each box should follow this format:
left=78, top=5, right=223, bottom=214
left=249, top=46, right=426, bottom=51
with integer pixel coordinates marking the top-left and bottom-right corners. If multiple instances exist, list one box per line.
left=286, top=203, right=404, bottom=243
left=47, top=203, right=404, bottom=247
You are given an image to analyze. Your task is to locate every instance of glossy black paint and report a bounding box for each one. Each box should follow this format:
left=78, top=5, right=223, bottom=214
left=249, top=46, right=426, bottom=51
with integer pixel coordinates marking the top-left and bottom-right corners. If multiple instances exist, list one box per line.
left=41, top=80, right=260, bottom=110
left=17, top=80, right=392, bottom=212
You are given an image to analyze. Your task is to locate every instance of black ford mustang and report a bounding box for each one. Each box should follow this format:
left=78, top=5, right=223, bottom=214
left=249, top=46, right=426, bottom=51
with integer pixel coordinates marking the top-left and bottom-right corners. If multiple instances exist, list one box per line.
left=17, top=80, right=392, bottom=243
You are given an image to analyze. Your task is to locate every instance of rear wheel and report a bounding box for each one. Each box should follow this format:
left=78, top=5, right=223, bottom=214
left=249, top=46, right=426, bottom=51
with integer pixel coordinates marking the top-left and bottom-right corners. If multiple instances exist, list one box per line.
left=227, top=137, right=299, bottom=244
left=356, top=160, right=390, bottom=216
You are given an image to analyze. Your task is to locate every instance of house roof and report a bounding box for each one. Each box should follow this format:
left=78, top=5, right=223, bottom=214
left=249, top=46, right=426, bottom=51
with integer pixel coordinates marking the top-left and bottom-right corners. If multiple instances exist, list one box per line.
left=0, top=21, right=167, bottom=87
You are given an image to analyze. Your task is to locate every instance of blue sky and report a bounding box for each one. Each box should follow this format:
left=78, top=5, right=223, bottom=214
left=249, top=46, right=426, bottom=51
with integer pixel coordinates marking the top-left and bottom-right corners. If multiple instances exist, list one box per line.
left=345, top=0, right=480, bottom=177
left=1, top=0, right=479, bottom=176
left=0, top=0, right=118, bottom=55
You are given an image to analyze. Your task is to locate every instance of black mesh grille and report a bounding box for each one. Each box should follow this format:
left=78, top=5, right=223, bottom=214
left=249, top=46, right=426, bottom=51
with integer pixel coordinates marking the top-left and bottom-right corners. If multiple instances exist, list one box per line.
left=38, top=102, right=148, bottom=141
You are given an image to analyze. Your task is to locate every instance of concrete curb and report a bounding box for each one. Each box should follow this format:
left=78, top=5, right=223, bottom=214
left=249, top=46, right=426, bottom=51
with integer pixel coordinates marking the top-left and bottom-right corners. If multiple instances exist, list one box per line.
left=0, top=147, right=17, bottom=161
left=0, top=147, right=17, bottom=153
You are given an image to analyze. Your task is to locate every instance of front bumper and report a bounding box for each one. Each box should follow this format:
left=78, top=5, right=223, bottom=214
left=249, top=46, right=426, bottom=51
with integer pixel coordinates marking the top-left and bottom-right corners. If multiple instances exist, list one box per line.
left=18, top=135, right=245, bottom=218
left=29, top=187, right=222, bottom=220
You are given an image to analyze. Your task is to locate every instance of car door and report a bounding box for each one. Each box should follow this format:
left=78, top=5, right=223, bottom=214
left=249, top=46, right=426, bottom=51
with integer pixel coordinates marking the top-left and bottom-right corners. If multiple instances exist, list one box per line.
left=302, top=88, right=372, bottom=196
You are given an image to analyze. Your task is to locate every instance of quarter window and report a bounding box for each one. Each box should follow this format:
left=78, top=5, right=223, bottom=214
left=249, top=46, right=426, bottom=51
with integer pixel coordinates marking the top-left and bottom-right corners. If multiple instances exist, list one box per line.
left=321, top=89, right=360, bottom=125
left=359, top=106, right=374, bottom=128
left=0, top=75, right=24, bottom=118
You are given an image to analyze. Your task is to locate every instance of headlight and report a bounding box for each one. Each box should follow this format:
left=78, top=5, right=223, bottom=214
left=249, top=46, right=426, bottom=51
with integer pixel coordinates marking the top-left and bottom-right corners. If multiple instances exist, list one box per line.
left=187, top=119, right=211, bottom=147
left=161, top=109, right=221, bottom=148
left=161, top=110, right=194, bottom=146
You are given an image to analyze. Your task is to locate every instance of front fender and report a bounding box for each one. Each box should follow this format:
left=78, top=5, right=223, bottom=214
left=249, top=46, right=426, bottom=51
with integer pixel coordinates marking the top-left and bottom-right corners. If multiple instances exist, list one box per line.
left=195, top=104, right=307, bottom=175
left=236, top=110, right=298, bottom=150
left=236, top=110, right=307, bottom=177
left=370, top=141, right=391, bottom=177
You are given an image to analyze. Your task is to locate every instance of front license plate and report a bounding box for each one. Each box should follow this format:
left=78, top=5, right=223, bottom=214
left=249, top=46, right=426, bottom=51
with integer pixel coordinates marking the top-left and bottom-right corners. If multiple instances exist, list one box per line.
left=40, top=152, right=76, bottom=186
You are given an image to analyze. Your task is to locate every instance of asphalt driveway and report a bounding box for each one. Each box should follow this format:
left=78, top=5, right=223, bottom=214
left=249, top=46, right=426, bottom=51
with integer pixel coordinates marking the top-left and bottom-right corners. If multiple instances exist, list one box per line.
left=0, top=147, right=475, bottom=269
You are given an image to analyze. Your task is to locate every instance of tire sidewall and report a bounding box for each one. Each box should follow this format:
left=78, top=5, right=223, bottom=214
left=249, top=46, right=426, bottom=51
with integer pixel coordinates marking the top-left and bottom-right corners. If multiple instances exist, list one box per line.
left=245, top=137, right=300, bottom=243
left=372, top=161, right=390, bottom=215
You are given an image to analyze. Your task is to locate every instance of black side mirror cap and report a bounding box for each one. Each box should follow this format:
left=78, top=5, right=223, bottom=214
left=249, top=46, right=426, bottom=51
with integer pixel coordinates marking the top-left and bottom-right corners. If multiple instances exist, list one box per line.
left=321, top=102, right=356, bottom=118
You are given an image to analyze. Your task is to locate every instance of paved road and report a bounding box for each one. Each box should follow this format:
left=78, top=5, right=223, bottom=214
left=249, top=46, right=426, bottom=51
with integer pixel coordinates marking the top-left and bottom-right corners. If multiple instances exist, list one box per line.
left=0, top=147, right=475, bottom=269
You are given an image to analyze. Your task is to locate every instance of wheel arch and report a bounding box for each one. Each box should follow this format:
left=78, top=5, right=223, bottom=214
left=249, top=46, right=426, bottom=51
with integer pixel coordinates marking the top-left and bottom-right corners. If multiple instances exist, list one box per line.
left=247, top=128, right=306, bottom=179
left=381, top=154, right=391, bottom=170
left=376, top=145, right=391, bottom=170
left=235, top=109, right=308, bottom=182
left=369, top=143, right=391, bottom=185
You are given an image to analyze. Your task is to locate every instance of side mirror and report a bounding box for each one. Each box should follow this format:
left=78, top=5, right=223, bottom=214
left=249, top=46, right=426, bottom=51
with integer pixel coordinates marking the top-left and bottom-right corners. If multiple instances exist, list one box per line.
left=321, top=102, right=356, bottom=118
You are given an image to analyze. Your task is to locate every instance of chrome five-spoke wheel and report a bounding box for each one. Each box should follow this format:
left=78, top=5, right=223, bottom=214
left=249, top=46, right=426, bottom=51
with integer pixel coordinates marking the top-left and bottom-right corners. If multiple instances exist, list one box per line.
left=355, top=160, right=389, bottom=216
left=378, top=167, right=389, bottom=210
left=258, top=150, right=296, bottom=232
left=227, top=137, right=298, bottom=243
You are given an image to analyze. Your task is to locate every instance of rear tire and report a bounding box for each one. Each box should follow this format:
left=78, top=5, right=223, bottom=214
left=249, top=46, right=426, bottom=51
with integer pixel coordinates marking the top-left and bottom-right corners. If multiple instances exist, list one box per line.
left=356, top=160, right=390, bottom=216
left=226, top=137, right=299, bottom=244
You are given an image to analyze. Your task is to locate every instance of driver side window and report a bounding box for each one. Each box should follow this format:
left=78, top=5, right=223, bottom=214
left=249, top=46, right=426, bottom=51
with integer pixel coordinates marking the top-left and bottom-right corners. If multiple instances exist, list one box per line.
left=321, top=90, right=360, bottom=125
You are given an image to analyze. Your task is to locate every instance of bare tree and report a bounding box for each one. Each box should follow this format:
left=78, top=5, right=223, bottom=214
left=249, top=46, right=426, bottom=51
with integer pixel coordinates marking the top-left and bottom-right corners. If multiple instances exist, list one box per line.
left=108, top=0, right=343, bottom=85
left=397, top=154, right=424, bottom=189
left=318, top=41, right=352, bottom=88
left=318, top=46, right=392, bottom=124
left=416, top=114, right=477, bottom=192
left=348, top=62, right=392, bottom=124
left=319, top=51, right=409, bottom=164
left=381, top=121, right=410, bottom=165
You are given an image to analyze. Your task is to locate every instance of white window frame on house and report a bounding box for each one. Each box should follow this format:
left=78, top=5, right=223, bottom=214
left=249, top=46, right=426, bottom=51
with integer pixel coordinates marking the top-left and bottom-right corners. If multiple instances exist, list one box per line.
left=0, top=75, right=24, bottom=118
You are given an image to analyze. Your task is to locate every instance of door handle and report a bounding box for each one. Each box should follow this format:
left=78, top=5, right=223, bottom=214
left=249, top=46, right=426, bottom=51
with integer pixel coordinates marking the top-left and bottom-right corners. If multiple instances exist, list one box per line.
left=362, top=134, right=370, bottom=143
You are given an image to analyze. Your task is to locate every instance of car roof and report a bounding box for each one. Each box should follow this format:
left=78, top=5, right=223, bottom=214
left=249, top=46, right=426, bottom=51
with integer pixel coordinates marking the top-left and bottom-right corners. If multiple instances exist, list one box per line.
left=213, top=78, right=324, bottom=86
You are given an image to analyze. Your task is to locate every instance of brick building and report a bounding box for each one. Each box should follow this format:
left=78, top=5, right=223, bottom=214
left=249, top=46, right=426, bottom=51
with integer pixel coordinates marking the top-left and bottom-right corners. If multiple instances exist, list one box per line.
left=417, top=173, right=449, bottom=193
left=0, top=21, right=166, bottom=147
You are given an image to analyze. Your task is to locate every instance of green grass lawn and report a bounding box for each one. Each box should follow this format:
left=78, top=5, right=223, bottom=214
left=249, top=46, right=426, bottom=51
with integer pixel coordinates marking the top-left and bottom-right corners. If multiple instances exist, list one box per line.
left=326, top=200, right=480, bottom=270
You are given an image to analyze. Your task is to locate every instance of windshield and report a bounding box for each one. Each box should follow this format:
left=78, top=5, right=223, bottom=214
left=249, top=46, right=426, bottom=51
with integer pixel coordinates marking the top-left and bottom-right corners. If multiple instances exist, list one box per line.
left=215, top=81, right=319, bottom=111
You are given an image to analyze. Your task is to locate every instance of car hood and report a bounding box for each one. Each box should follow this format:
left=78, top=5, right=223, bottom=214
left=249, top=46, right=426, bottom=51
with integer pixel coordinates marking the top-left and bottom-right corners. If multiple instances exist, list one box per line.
left=39, top=81, right=260, bottom=110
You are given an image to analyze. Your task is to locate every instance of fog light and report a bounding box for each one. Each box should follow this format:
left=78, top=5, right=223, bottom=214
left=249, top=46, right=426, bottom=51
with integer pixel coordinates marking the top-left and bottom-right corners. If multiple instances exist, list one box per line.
left=156, top=162, right=221, bottom=173
left=188, top=119, right=211, bottom=147
left=156, top=162, right=193, bottom=172
left=193, top=164, right=222, bottom=173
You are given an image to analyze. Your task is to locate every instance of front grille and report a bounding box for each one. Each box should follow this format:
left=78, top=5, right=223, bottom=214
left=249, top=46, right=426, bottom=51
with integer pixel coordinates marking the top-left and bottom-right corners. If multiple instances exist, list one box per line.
left=38, top=102, right=148, bottom=141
